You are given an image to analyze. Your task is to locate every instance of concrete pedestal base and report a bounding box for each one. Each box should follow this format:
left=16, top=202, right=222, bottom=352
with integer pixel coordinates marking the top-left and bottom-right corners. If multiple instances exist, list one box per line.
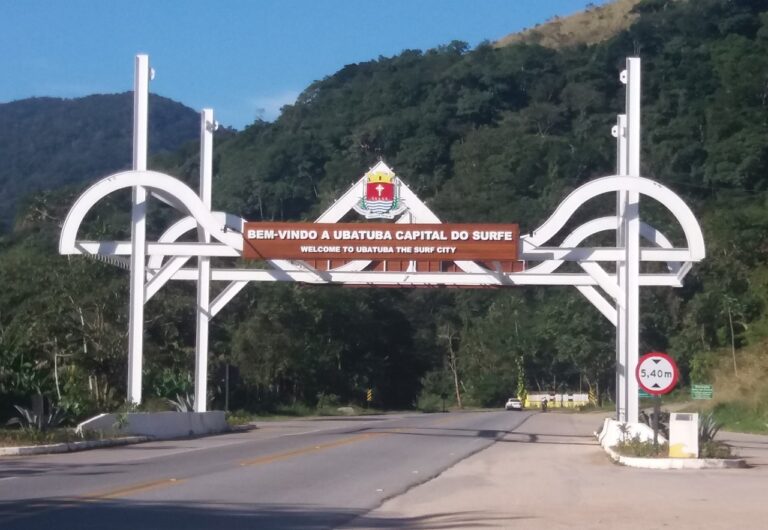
left=76, top=410, right=227, bottom=439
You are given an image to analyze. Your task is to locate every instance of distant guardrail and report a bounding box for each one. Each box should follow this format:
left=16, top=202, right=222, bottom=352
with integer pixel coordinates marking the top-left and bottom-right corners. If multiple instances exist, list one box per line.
left=525, top=393, right=591, bottom=408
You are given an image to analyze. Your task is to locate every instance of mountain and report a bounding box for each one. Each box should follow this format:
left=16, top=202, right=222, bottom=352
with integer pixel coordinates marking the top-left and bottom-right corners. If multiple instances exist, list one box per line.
left=0, top=93, right=199, bottom=230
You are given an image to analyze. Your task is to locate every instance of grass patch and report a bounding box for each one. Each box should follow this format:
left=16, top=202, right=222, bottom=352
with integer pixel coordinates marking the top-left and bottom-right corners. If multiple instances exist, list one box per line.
left=703, top=339, right=768, bottom=434
left=0, top=428, right=112, bottom=447
left=712, top=401, right=768, bottom=435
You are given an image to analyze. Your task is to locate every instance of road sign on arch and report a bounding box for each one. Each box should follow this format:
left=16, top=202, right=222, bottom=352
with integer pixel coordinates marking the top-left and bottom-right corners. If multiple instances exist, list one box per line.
left=242, top=222, right=520, bottom=262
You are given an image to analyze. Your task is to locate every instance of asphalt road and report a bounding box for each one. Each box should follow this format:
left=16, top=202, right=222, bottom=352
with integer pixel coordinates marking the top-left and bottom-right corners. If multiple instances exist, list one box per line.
left=0, top=410, right=534, bottom=529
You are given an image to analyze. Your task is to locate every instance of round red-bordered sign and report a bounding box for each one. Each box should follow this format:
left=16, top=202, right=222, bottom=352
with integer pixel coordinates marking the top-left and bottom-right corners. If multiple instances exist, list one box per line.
left=636, top=352, right=679, bottom=395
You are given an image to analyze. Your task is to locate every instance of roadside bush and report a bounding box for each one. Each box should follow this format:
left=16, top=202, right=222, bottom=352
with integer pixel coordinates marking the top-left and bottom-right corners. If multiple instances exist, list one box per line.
left=613, top=435, right=668, bottom=457
left=226, top=410, right=253, bottom=426
left=416, top=392, right=446, bottom=413
left=164, top=394, right=194, bottom=412
left=6, top=404, right=65, bottom=432
left=700, top=440, right=732, bottom=458
left=273, top=402, right=314, bottom=416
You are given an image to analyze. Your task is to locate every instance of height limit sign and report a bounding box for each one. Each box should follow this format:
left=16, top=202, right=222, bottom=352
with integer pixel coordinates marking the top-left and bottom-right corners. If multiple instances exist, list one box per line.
left=636, top=352, right=680, bottom=396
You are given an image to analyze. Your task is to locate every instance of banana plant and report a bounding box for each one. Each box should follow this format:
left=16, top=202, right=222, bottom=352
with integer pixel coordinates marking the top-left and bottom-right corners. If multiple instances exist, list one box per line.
left=6, top=404, right=65, bottom=432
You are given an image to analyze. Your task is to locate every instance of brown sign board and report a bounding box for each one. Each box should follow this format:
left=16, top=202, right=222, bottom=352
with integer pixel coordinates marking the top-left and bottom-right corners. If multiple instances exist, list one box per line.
left=242, top=222, right=519, bottom=262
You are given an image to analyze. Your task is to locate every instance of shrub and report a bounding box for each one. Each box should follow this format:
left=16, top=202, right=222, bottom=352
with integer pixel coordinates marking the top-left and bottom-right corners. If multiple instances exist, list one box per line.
left=6, top=404, right=65, bottom=432
left=613, top=435, right=668, bottom=457
left=226, top=410, right=253, bottom=426
left=699, top=412, right=722, bottom=443
left=416, top=392, right=446, bottom=413
left=166, top=393, right=195, bottom=412
left=700, top=440, right=732, bottom=458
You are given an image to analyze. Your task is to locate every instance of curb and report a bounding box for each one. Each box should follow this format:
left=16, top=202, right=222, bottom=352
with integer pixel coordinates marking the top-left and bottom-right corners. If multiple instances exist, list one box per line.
left=601, top=442, right=747, bottom=469
left=0, top=436, right=151, bottom=457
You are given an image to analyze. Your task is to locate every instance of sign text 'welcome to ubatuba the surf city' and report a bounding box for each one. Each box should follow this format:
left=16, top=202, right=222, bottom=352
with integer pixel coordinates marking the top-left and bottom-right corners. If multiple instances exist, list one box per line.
left=242, top=222, right=519, bottom=261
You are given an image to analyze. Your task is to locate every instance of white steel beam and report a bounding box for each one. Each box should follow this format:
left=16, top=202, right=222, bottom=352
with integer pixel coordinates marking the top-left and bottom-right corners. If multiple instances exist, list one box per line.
left=580, top=262, right=622, bottom=305
left=145, top=256, right=191, bottom=301
left=195, top=109, right=214, bottom=413
left=210, top=281, right=249, bottom=318
left=74, top=241, right=240, bottom=257
left=625, top=57, right=642, bottom=424
left=521, top=247, right=693, bottom=262
left=167, top=268, right=683, bottom=287
left=75, top=240, right=694, bottom=264
left=127, top=54, right=149, bottom=405
left=616, top=112, right=629, bottom=422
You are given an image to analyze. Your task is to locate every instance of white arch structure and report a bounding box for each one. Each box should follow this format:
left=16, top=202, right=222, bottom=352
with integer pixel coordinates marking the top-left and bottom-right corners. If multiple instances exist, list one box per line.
left=59, top=56, right=704, bottom=424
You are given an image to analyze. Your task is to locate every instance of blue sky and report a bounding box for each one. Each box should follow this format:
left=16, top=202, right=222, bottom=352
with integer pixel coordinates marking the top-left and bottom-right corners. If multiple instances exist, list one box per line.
left=1, top=1, right=610, bottom=130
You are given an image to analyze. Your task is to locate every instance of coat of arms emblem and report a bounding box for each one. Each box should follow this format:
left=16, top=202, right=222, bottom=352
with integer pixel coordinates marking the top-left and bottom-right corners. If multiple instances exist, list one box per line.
left=352, top=162, right=406, bottom=219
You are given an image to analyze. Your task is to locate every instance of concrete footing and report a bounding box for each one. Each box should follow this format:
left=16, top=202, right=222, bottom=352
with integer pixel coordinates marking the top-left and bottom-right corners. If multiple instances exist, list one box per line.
left=595, top=417, right=746, bottom=469
left=76, top=410, right=227, bottom=439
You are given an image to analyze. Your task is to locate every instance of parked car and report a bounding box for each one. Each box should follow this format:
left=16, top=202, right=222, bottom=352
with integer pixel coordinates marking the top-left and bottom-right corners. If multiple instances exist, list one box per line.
left=505, top=397, right=523, bottom=411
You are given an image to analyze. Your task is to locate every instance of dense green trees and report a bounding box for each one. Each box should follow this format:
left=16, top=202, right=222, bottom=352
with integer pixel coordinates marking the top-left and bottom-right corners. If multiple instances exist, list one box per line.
left=2, top=0, right=768, bottom=419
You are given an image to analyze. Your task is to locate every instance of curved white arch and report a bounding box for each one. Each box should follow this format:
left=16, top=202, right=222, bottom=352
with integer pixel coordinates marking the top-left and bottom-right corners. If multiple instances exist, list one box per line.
left=148, top=212, right=244, bottom=269
left=525, top=217, right=679, bottom=275
left=524, top=175, right=705, bottom=260
left=59, top=170, right=243, bottom=254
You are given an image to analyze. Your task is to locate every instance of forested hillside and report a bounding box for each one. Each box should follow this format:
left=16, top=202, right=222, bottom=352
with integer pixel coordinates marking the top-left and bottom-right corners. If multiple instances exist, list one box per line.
left=1, top=0, right=766, bottom=421
left=0, top=93, right=200, bottom=230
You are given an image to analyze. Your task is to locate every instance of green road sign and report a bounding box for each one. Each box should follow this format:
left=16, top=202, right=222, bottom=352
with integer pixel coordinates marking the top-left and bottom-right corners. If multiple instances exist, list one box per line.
left=639, top=389, right=652, bottom=398
left=691, top=384, right=713, bottom=400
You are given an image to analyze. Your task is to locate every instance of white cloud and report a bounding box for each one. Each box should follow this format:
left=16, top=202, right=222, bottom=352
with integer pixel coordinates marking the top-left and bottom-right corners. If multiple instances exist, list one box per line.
left=247, top=90, right=300, bottom=122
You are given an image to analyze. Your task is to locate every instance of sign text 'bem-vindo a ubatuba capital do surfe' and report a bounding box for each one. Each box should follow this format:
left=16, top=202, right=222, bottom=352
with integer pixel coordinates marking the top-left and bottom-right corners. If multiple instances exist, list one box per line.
left=242, top=222, right=519, bottom=261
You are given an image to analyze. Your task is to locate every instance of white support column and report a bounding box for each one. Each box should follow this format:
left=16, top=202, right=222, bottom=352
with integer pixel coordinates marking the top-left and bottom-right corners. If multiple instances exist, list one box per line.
left=194, top=109, right=214, bottom=412
left=127, top=54, right=150, bottom=405
left=625, top=57, right=642, bottom=424
left=615, top=113, right=628, bottom=422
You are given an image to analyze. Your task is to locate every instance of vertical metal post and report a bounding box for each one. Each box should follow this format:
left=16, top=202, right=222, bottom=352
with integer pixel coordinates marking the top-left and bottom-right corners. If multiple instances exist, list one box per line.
left=615, top=113, right=628, bottom=422
left=224, top=364, right=230, bottom=413
left=624, top=57, right=642, bottom=424
left=194, top=109, right=214, bottom=412
left=127, top=54, right=149, bottom=405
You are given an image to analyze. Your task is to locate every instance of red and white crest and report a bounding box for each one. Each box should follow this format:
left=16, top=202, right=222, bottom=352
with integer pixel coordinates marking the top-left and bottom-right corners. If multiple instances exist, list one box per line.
left=353, top=162, right=406, bottom=219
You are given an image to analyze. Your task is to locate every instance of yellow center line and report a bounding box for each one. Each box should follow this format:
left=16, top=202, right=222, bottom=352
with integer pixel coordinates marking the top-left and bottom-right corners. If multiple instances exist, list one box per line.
left=82, top=478, right=185, bottom=500
left=239, top=432, right=385, bottom=467
left=0, top=479, right=185, bottom=525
